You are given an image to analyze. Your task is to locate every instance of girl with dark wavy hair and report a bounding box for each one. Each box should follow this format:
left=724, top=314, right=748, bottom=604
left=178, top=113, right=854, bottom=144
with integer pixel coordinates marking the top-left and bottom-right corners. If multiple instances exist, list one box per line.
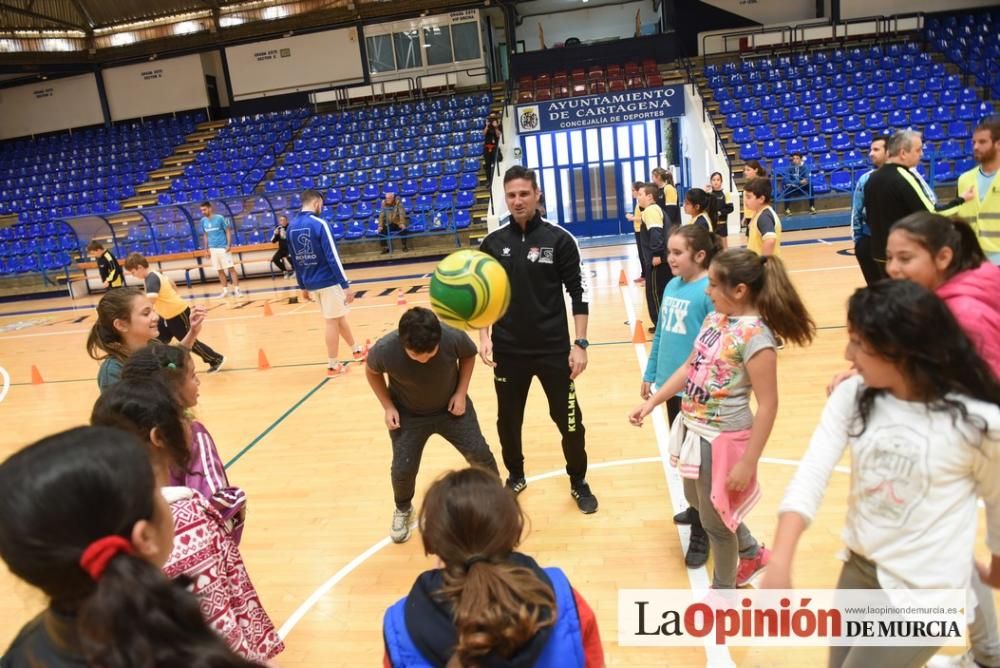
left=763, top=280, right=1000, bottom=668
left=0, top=426, right=261, bottom=668
left=382, top=467, right=604, bottom=667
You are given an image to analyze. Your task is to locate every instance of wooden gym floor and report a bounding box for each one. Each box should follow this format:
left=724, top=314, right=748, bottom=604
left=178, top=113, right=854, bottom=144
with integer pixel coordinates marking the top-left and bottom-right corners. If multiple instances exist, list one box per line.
left=0, top=227, right=990, bottom=666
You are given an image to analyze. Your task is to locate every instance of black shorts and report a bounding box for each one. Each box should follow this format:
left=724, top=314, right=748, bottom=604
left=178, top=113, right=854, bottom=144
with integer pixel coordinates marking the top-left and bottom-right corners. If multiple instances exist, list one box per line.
left=714, top=221, right=729, bottom=237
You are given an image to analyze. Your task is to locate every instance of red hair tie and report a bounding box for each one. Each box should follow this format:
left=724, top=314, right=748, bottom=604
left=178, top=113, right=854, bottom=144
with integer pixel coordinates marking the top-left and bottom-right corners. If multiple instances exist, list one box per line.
left=80, top=536, right=134, bottom=581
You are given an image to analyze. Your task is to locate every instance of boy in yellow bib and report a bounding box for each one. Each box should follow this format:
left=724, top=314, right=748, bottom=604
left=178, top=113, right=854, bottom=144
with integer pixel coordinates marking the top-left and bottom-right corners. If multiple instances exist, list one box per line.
left=743, top=177, right=782, bottom=257
left=124, top=253, right=226, bottom=373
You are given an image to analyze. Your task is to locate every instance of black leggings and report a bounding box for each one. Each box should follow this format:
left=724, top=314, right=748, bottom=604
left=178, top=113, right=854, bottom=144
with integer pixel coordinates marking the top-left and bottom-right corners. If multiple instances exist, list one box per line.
left=271, top=247, right=290, bottom=273
left=157, top=307, right=224, bottom=366
left=644, top=258, right=671, bottom=327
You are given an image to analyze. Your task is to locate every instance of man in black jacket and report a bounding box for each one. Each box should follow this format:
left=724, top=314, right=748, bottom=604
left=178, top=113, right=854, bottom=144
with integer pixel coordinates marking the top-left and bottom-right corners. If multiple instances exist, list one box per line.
left=478, top=166, right=598, bottom=514
left=864, top=130, right=970, bottom=277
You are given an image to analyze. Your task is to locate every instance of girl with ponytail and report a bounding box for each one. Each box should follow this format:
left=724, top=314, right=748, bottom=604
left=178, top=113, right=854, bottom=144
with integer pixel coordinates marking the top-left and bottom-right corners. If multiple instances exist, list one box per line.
left=86, top=287, right=206, bottom=390
left=0, top=426, right=260, bottom=668
left=886, top=211, right=1000, bottom=377
left=382, top=467, right=604, bottom=667
left=91, top=378, right=283, bottom=664
left=630, top=249, right=816, bottom=589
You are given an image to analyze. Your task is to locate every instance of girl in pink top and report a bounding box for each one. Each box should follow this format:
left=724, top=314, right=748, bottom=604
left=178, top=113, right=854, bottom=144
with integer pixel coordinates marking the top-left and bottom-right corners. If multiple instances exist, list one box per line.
left=629, top=249, right=817, bottom=588
left=887, top=211, right=1000, bottom=378
left=91, top=376, right=282, bottom=664
left=122, top=343, right=247, bottom=544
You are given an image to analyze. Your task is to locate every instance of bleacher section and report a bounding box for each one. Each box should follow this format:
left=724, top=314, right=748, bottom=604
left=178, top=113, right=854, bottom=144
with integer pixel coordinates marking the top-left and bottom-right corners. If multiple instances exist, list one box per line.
left=0, top=91, right=495, bottom=289
left=162, top=109, right=311, bottom=205
left=698, top=39, right=993, bottom=208
left=516, top=60, right=665, bottom=102
left=1, top=112, right=204, bottom=223
left=927, top=10, right=1000, bottom=101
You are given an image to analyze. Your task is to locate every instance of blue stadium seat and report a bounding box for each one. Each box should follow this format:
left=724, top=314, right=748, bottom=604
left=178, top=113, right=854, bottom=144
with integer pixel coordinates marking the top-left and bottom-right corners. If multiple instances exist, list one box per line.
left=831, top=170, right=853, bottom=191
left=808, top=136, right=828, bottom=153
left=739, top=143, right=761, bottom=161
left=762, top=141, right=784, bottom=160
left=925, top=123, right=947, bottom=141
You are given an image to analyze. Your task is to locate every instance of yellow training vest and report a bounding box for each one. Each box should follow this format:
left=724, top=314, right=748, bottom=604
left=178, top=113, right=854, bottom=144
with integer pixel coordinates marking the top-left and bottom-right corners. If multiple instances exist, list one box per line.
left=663, top=184, right=679, bottom=205
left=632, top=204, right=642, bottom=233
left=747, top=205, right=782, bottom=256
left=149, top=270, right=188, bottom=319
left=939, top=166, right=1000, bottom=255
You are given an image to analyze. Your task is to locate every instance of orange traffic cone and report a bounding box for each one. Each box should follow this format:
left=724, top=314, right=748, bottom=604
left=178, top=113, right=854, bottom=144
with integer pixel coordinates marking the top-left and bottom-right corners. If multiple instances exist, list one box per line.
left=30, top=365, right=44, bottom=384
left=396, top=291, right=407, bottom=306
left=618, top=269, right=628, bottom=286
left=632, top=320, right=648, bottom=344
left=262, top=301, right=274, bottom=317
left=257, top=348, right=271, bottom=370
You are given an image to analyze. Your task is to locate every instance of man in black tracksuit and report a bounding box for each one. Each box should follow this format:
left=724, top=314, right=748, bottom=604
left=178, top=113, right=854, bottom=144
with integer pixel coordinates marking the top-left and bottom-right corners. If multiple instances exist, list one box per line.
left=479, top=165, right=598, bottom=514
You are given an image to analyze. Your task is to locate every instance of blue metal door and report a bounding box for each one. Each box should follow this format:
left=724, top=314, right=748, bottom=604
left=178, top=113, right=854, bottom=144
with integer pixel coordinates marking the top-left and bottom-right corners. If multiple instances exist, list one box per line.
left=520, top=120, right=662, bottom=238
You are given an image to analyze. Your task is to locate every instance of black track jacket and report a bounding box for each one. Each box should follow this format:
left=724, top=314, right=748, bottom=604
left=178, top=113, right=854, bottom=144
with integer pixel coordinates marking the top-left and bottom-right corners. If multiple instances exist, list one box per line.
left=480, top=212, right=591, bottom=356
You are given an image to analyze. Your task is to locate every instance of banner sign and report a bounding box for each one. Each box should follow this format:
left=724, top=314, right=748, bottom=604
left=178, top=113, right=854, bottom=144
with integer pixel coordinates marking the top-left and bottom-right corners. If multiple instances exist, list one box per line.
left=516, top=85, right=684, bottom=133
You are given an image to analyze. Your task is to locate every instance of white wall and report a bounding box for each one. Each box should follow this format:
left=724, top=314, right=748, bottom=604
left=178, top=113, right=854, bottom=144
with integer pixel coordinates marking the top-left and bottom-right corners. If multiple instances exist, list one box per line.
left=841, top=0, right=996, bottom=19
left=0, top=74, right=104, bottom=140
left=200, top=50, right=229, bottom=107
left=226, top=29, right=364, bottom=101
left=519, top=1, right=658, bottom=51
left=699, top=0, right=817, bottom=25
left=103, top=54, right=209, bottom=121
left=678, top=83, right=740, bottom=227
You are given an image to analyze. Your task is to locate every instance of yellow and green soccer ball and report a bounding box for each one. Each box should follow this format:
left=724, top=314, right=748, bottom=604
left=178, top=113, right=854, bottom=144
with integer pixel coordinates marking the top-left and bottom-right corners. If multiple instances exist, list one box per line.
left=430, top=250, right=511, bottom=330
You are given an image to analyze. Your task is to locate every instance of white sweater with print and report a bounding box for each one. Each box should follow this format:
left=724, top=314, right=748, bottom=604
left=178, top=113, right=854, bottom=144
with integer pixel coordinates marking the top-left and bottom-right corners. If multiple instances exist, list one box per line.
left=778, top=375, right=1000, bottom=592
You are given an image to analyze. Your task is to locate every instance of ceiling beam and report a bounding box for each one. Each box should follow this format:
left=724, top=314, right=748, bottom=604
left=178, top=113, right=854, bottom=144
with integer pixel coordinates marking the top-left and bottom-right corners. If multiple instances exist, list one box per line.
left=68, top=0, right=96, bottom=28
left=0, top=1, right=85, bottom=29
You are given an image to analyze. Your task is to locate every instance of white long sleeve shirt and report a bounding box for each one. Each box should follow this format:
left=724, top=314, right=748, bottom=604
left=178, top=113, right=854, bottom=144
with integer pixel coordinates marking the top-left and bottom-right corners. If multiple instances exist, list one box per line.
left=779, top=375, right=1000, bottom=594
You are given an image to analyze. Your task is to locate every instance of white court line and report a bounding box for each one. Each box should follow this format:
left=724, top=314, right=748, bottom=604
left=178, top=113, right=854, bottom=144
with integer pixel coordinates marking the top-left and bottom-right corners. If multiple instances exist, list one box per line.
left=0, top=298, right=432, bottom=341
left=788, top=264, right=857, bottom=274
left=620, top=284, right=735, bottom=668
left=274, top=456, right=852, bottom=641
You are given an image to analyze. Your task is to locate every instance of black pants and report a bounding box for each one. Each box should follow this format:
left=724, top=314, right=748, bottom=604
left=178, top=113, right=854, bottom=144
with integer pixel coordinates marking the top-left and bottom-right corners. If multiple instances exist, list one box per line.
left=381, top=223, right=408, bottom=251
left=389, top=398, right=498, bottom=510
left=782, top=185, right=814, bottom=208
left=271, top=247, right=290, bottom=273
left=493, top=352, right=587, bottom=482
left=633, top=231, right=647, bottom=280
left=854, top=236, right=883, bottom=286
left=157, top=307, right=224, bottom=366
left=644, top=258, right=671, bottom=328
left=483, top=145, right=497, bottom=183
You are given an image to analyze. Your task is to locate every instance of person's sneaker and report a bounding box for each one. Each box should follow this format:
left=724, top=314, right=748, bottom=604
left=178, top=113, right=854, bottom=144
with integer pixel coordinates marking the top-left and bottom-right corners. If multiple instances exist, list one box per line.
left=352, top=346, right=367, bottom=361
left=505, top=476, right=527, bottom=495
left=207, top=356, right=226, bottom=374
left=810, top=206, right=816, bottom=214
left=784, top=208, right=791, bottom=215
left=685, top=524, right=710, bottom=568
left=673, top=506, right=699, bottom=525
left=390, top=506, right=413, bottom=543
left=284, top=271, right=294, bottom=279
left=234, top=287, right=243, bottom=298
left=634, top=275, right=645, bottom=283
left=736, top=545, right=771, bottom=586
left=327, top=363, right=349, bottom=377
left=571, top=481, right=599, bottom=514
left=216, top=288, right=229, bottom=299
left=647, top=326, right=656, bottom=334
left=925, top=650, right=977, bottom=668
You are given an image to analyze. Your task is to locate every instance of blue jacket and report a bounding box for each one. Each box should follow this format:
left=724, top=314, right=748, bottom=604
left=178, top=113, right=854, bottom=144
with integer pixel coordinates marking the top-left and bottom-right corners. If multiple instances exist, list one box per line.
left=383, top=562, right=586, bottom=668
left=784, top=164, right=811, bottom=186
left=288, top=210, right=350, bottom=291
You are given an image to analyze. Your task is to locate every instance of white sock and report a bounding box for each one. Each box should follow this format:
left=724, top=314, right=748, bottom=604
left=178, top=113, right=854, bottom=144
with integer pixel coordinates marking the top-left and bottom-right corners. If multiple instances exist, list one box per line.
left=352, top=344, right=362, bottom=353
left=328, top=357, right=339, bottom=368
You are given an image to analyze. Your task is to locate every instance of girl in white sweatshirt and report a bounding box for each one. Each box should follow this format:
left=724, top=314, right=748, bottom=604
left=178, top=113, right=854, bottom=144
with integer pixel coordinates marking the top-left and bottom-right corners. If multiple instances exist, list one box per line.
left=762, top=280, right=1000, bottom=668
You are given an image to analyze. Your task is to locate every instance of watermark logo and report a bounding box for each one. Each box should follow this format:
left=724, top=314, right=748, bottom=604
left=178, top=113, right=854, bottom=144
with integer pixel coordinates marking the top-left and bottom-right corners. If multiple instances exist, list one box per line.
left=619, top=589, right=966, bottom=647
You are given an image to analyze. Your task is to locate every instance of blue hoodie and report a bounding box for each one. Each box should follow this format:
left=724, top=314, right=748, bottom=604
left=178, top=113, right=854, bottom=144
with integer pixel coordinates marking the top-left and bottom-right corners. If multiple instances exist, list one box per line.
left=288, top=210, right=350, bottom=291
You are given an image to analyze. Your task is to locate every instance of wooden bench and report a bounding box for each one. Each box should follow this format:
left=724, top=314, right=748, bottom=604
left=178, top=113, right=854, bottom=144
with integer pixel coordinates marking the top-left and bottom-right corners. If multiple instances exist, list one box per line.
left=75, top=243, right=283, bottom=295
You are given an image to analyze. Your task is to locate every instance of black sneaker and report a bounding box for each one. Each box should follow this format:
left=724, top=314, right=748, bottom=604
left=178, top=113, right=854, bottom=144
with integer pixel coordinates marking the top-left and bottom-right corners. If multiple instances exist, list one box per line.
left=673, top=506, right=699, bottom=525
left=685, top=524, right=710, bottom=568
left=571, top=481, right=599, bottom=514
left=207, top=356, right=226, bottom=374
left=505, top=476, right=527, bottom=495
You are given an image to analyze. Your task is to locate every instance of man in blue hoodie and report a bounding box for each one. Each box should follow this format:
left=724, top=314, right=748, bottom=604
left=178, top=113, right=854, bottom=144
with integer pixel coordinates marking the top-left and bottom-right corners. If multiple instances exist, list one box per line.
left=288, top=189, right=365, bottom=375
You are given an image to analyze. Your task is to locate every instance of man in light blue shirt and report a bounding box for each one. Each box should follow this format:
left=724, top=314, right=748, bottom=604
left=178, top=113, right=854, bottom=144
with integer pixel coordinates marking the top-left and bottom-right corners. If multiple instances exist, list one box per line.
left=850, top=136, right=888, bottom=285
left=199, top=201, right=242, bottom=298
left=781, top=152, right=815, bottom=215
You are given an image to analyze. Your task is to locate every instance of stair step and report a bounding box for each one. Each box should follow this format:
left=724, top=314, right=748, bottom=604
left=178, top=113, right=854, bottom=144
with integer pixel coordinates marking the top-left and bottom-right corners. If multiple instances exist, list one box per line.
left=174, top=142, right=209, bottom=154
left=197, top=120, right=228, bottom=131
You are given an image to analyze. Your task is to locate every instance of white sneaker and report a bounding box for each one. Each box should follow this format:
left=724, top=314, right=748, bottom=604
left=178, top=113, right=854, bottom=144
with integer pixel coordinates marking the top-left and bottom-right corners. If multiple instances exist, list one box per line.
left=234, top=287, right=243, bottom=298
left=216, top=288, right=229, bottom=299
left=390, top=507, right=413, bottom=543
left=925, top=650, right=977, bottom=668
